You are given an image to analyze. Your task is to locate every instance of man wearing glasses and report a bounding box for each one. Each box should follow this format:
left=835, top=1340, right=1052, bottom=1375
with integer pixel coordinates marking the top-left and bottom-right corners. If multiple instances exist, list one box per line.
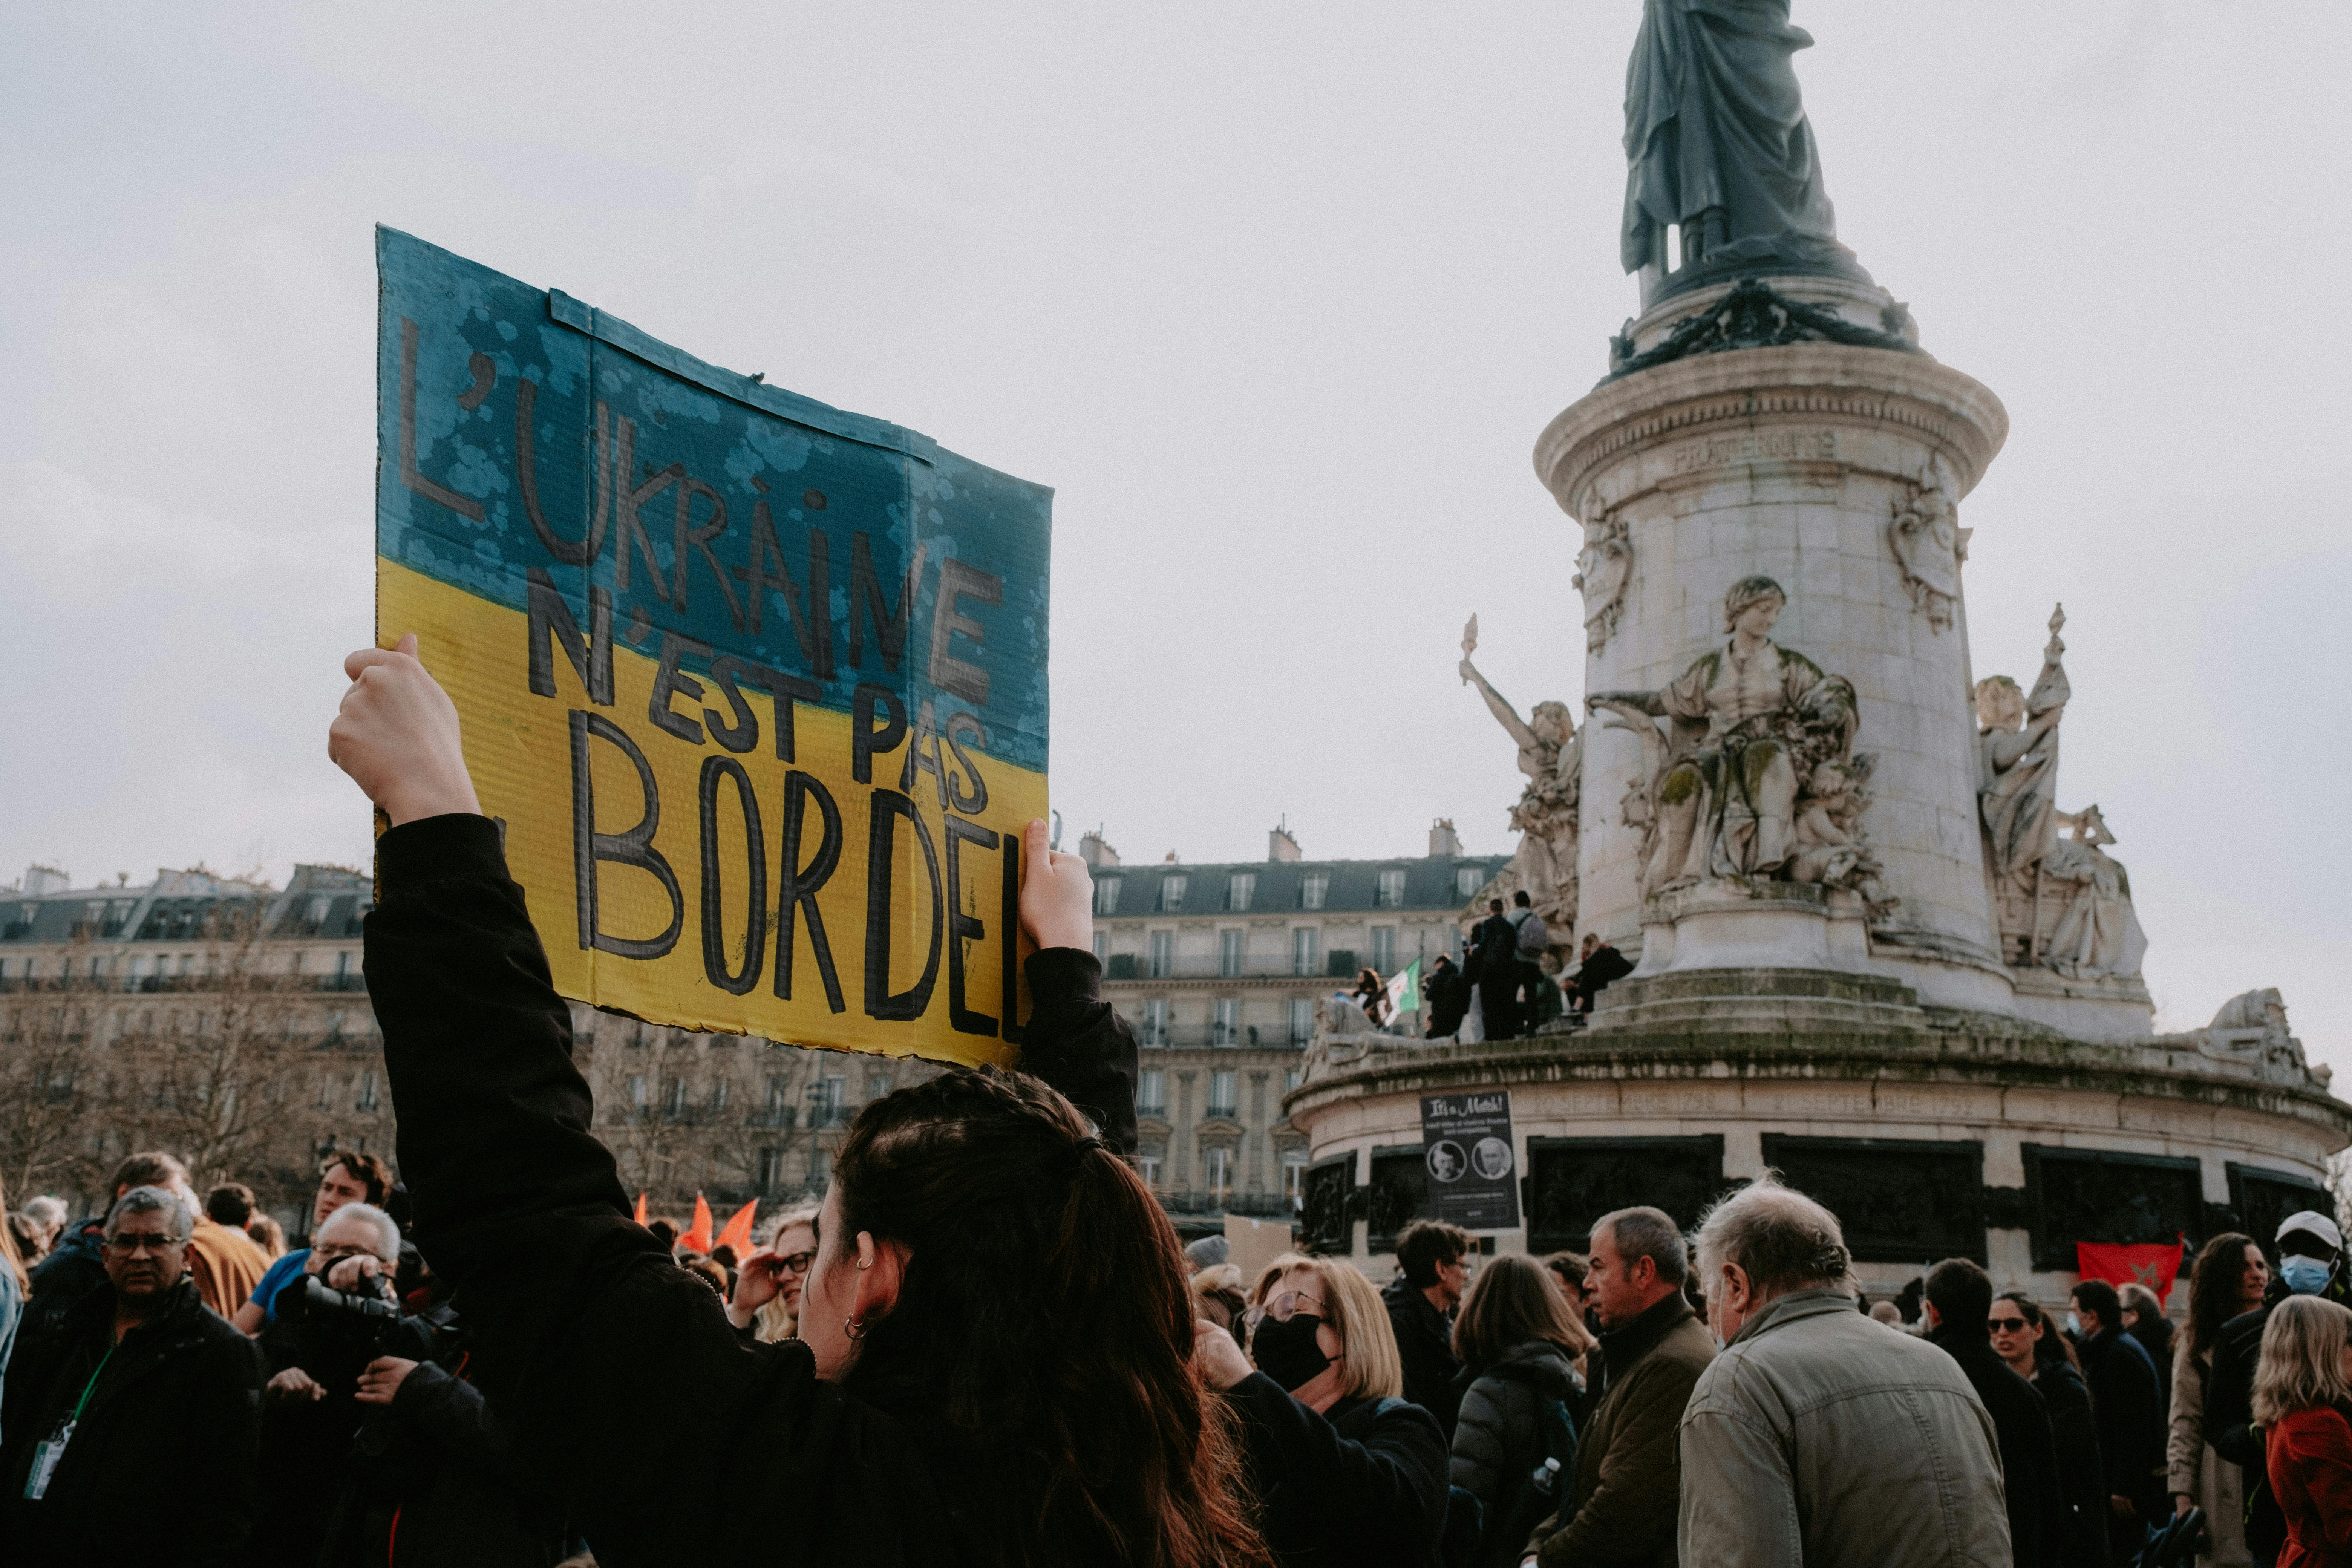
left=0, top=1185, right=267, bottom=1565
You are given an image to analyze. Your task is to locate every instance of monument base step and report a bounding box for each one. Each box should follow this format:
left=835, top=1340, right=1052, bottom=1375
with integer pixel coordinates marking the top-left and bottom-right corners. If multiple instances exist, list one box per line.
left=1584, top=965, right=1930, bottom=1036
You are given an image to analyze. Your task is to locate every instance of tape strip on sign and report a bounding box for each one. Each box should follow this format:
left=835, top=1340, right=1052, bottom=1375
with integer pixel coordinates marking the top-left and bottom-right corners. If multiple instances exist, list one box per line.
left=375, top=227, right=1051, bottom=1067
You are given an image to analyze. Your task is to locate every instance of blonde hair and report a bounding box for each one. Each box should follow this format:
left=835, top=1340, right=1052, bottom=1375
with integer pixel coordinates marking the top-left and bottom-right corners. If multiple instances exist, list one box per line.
left=752, top=1202, right=823, bottom=1344
left=2253, top=1295, right=2352, bottom=1426
left=1280, top=1257, right=1402, bottom=1401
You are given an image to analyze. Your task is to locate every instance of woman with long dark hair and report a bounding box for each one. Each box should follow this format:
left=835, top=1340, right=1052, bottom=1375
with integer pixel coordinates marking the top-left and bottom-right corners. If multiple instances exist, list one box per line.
left=2170, top=1232, right=2268, bottom=1561
left=328, top=636, right=1271, bottom=1568
left=1447, top=1254, right=1592, bottom=1568
left=1992, top=1291, right=2105, bottom=1566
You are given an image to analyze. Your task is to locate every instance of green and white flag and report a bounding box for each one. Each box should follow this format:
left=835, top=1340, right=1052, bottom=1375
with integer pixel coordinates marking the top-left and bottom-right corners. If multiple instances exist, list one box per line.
left=1383, top=959, right=1421, bottom=1020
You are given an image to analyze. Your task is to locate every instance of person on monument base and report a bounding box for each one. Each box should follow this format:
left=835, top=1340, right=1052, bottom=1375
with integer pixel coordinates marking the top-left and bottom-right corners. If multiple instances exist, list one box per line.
left=1423, top=953, right=1470, bottom=1038
left=1565, top=933, right=1634, bottom=1017
left=1923, top=1257, right=2065, bottom=1568
left=1994, top=1291, right=2110, bottom=1567
left=1469, top=898, right=1523, bottom=1041
left=2210, top=1212, right=2352, bottom=1567
left=2170, top=1232, right=2268, bottom=1566
left=1383, top=1219, right=1473, bottom=1441
left=1677, top=1180, right=2007, bottom=1568
left=2069, top=1277, right=2167, bottom=1559
left=1524, top=1207, right=1712, bottom=1568
left=326, top=633, right=1268, bottom=1568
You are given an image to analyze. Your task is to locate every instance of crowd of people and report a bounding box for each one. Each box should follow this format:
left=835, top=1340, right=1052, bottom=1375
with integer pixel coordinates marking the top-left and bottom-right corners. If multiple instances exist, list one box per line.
left=1353, top=891, right=1636, bottom=1042
left=6, top=634, right=2352, bottom=1566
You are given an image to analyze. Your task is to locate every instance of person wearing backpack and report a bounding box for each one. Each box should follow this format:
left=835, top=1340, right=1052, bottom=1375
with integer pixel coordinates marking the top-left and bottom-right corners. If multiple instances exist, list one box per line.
left=1447, top=1256, right=1591, bottom=1568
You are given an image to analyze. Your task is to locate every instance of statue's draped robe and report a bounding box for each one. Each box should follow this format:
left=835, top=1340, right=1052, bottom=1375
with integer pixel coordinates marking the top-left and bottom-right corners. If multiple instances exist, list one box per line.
left=1978, top=726, right=2061, bottom=878
left=1650, top=640, right=1836, bottom=887
left=1622, top=0, right=1841, bottom=272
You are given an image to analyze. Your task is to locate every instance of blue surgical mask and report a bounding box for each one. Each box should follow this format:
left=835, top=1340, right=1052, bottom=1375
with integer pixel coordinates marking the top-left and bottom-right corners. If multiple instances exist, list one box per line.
left=2064, top=1312, right=2081, bottom=1337
left=2280, top=1256, right=2333, bottom=1297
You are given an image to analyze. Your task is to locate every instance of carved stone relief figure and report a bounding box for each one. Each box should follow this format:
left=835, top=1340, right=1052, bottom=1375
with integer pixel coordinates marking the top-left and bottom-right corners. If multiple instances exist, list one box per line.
left=1977, top=607, right=2147, bottom=978
left=1573, top=511, right=1634, bottom=653
left=1458, top=616, right=1579, bottom=939
left=1889, top=456, right=1968, bottom=633
left=1589, top=576, right=1880, bottom=905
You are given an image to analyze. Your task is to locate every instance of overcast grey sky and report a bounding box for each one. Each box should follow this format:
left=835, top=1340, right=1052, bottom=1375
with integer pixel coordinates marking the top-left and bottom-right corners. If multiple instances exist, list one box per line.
left=4, top=2, right=2346, bottom=1064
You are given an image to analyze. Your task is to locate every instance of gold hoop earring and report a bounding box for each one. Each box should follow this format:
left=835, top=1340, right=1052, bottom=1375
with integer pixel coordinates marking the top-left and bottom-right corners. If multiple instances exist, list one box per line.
left=844, top=1315, right=866, bottom=1341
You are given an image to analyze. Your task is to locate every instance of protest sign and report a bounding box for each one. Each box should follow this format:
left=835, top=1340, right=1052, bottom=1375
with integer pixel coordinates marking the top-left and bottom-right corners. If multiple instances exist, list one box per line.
left=1419, top=1090, right=1520, bottom=1231
left=375, top=228, right=1050, bottom=1067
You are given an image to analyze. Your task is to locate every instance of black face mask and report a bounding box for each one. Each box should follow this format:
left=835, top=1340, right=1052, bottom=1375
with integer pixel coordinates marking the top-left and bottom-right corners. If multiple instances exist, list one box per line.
left=1253, top=1314, right=1334, bottom=1392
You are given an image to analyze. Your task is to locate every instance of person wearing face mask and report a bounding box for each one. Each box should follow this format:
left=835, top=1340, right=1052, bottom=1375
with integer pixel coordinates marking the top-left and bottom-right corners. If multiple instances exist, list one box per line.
left=1676, top=1177, right=2007, bottom=1567
left=1194, top=1254, right=1450, bottom=1568
left=329, top=637, right=1270, bottom=1568
left=2069, top=1277, right=2168, bottom=1560
left=2168, top=1232, right=2267, bottom=1566
left=2210, top=1212, right=2351, bottom=1568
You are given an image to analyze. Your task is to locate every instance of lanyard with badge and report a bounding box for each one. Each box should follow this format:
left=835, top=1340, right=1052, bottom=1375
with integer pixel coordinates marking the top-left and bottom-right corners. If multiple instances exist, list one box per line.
left=22, top=1344, right=113, bottom=1501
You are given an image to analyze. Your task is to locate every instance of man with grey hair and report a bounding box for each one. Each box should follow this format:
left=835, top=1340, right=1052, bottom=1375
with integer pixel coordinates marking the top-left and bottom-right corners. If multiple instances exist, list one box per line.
left=1678, top=1176, right=2007, bottom=1567
left=0, top=1186, right=266, bottom=1563
left=1527, top=1205, right=1714, bottom=1568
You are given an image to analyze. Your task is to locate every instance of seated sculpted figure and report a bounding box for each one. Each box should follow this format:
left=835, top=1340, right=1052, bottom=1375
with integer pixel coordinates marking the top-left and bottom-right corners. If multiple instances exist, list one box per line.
left=1590, top=576, right=1859, bottom=896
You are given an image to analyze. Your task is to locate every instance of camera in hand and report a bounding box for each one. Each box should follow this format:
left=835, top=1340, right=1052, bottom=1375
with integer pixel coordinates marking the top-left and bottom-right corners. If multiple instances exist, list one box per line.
left=279, top=1272, right=402, bottom=1342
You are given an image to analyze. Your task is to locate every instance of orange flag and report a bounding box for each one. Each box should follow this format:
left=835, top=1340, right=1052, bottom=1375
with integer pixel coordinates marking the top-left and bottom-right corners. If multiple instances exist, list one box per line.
left=677, top=1194, right=714, bottom=1254
left=632, top=1192, right=647, bottom=1227
left=712, top=1199, right=760, bottom=1260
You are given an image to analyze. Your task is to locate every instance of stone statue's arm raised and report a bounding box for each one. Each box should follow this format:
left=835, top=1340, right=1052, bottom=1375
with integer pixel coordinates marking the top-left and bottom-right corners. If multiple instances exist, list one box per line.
left=1460, top=657, right=1540, bottom=751
left=1587, top=689, right=1667, bottom=718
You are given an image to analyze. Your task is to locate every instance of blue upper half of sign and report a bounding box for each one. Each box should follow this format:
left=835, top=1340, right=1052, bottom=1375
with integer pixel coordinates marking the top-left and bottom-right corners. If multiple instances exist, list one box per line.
left=375, top=226, right=1050, bottom=774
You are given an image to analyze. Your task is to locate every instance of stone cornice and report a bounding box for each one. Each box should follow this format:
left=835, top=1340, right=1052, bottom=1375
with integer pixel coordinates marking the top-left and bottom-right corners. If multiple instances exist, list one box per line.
left=1285, top=1032, right=2352, bottom=1142
left=1534, top=344, right=2010, bottom=522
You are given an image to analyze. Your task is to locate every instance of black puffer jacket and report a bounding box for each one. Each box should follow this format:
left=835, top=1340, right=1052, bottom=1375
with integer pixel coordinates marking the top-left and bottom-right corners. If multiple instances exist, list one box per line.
left=1448, top=1339, right=1580, bottom=1513
left=366, top=813, right=1137, bottom=1568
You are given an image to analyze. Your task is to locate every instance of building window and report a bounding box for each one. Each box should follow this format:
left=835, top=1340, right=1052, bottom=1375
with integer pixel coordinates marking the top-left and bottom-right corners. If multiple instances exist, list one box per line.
left=1369, top=926, right=1396, bottom=971
left=1289, top=998, right=1313, bottom=1044
left=1142, top=998, right=1169, bottom=1047
left=1157, top=875, right=1187, bottom=913
left=707, top=1079, right=729, bottom=1115
left=1291, top=928, right=1320, bottom=977
left=1227, top=873, right=1256, bottom=912
left=1283, top=1150, right=1309, bottom=1207
left=1138, top=1153, right=1163, bottom=1188
left=1219, top=929, right=1243, bottom=978
left=1138, top=1069, right=1167, bottom=1118
left=757, top=1147, right=784, bottom=1193
left=1095, top=877, right=1122, bottom=916
left=1207, top=1070, right=1237, bottom=1119
left=1148, top=931, right=1173, bottom=979
left=355, top=1071, right=379, bottom=1112
left=811, top=1075, right=847, bottom=1128
left=1285, top=1066, right=1303, bottom=1092
left=1300, top=873, right=1329, bottom=911
left=626, top=1075, right=647, bottom=1112
left=1213, top=998, right=1239, bottom=1046
left=663, top=1078, right=687, bottom=1119
left=1376, top=869, right=1407, bottom=908
left=1204, top=1146, right=1232, bottom=1196
left=764, top=1076, right=789, bottom=1126
left=809, top=1147, right=832, bottom=1188
left=1456, top=865, right=1484, bottom=899
left=866, top=1070, right=892, bottom=1102
left=1091, top=931, right=1108, bottom=963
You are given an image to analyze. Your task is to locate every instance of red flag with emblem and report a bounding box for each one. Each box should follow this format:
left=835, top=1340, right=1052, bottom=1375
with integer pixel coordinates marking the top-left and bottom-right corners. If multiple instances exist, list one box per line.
left=677, top=1194, right=714, bottom=1254
left=2075, top=1240, right=2186, bottom=1298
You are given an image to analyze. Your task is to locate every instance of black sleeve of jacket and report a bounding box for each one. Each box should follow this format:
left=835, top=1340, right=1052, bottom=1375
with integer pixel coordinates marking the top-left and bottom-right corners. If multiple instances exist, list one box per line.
left=2207, top=1315, right=2264, bottom=1470
left=186, top=1330, right=268, bottom=1568
left=364, top=814, right=945, bottom=1566
left=1014, top=948, right=1138, bottom=1155
left=393, top=1361, right=519, bottom=1477
left=1228, top=1373, right=1450, bottom=1561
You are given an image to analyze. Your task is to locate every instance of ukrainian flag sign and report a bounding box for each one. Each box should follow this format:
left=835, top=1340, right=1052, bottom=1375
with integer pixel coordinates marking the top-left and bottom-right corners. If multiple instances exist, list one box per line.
left=375, top=228, right=1049, bottom=1067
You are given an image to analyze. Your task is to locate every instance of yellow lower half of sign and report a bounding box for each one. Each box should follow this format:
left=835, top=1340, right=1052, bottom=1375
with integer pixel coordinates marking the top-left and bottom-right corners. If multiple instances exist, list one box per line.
left=378, top=559, right=1044, bottom=1068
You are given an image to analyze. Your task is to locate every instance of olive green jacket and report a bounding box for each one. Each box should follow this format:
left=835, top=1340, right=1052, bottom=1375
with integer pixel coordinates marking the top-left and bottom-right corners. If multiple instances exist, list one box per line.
left=1531, top=1293, right=1715, bottom=1568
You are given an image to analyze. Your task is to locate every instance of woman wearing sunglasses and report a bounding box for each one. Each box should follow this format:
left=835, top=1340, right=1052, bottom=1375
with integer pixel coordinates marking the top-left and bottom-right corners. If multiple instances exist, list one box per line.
left=728, top=1204, right=821, bottom=1343
left=1991, top=1291, right=2107, bottom=1566
left=1195, top=1253, right=1450, bottom=1567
